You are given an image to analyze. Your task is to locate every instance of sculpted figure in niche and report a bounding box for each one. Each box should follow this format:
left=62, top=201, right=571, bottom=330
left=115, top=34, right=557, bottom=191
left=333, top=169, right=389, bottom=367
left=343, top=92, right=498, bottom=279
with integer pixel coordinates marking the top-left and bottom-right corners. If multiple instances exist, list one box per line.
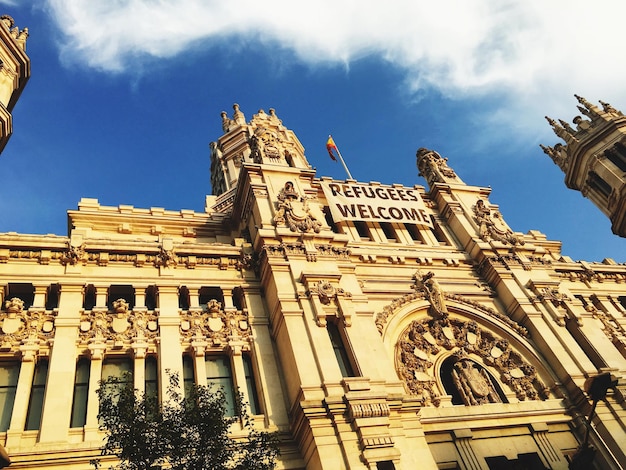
left=451, top=358, right=502, bottom=406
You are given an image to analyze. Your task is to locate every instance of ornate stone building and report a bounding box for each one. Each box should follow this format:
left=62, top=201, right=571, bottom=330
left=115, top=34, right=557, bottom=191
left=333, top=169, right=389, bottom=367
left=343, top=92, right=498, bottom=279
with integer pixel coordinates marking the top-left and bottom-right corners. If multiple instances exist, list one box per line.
left=0, top=102, right=625, bottom=470
left=543, top=96, right=626, bottom=238
left=0, top=14, right=29, bottom=154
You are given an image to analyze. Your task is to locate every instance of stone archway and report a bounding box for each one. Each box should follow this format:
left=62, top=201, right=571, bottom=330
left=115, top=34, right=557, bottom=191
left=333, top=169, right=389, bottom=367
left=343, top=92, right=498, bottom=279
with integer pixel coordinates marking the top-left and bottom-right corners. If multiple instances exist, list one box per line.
left=395, top=315, right=550, bottom=407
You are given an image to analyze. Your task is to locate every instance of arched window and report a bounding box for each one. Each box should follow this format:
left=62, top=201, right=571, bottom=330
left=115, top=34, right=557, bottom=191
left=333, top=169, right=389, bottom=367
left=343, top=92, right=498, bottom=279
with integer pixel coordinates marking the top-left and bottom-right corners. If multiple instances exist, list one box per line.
left=440, top=357, right=506, bottom=406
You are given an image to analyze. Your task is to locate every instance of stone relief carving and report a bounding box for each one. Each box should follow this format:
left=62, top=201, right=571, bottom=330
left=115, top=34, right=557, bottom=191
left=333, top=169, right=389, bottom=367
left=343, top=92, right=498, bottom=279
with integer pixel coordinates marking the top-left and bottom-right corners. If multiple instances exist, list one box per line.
left=78, top=304, right=159, bottom=344
left=273, top=182, right=322, bottom=233
left=250, top=128, right=282, bottom=163
left=0, top=300, right=56, bottom=348
left=452, top=358, right=502, bottom=405
left=61, top=242, right=86, bottom=266
left=396, top=317, right=549, bottom=407
left=473, top=199, right=524, bottom=246
left=412, top=271, right=448, bottom=318
left=156, top=245, right=177, bottom=268
left=179, top=300, right=251, bottom=347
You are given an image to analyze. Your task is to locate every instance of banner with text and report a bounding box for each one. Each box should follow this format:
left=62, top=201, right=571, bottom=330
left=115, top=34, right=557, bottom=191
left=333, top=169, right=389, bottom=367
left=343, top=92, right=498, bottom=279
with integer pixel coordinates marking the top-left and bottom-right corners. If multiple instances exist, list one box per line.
left=320, top=182, right=433, bottom=228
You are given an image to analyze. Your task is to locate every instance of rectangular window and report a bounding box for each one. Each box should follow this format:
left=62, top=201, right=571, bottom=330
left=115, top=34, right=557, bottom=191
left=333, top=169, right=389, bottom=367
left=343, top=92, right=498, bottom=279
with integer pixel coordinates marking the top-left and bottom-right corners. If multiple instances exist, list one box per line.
left=182, top=355, right=195, bottom=398
left=353, top=221, right=370, bottom=240
left=25, top=358, right=49, bottom=430
left=101, top=357, right=133, bottom=399
left=0, top=362, right=19, bottom=432
left=380, top=222, right=397, bottom=242
left=404, top=223, right=424, bottom=243
left=243, top=355, right=261, bottom=415
left=205, top=356, right=235, bottom=416
left=145, top=356, right=158, bottom=402
left=70, top=358, right=90, bottom=428
left=327, top=322, right=357, bottom=377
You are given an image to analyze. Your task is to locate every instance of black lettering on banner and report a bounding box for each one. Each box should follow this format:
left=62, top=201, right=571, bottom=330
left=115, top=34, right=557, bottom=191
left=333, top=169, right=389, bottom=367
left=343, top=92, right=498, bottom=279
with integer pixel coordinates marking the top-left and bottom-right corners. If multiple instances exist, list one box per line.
left=375, top=188, right=389, bottom=200
left=337, top=204, right=357, bottom=217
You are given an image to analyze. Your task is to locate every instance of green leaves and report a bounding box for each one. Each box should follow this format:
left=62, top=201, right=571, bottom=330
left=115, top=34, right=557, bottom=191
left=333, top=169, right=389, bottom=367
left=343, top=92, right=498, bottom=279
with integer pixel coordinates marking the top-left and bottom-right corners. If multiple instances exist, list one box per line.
left=93, top=371, right=279, bottom=470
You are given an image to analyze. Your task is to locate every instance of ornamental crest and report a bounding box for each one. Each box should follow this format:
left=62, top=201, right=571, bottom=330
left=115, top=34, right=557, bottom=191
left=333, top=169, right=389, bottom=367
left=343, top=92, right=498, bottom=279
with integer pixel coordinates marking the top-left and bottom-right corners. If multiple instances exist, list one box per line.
left=250, top=128, right=282, bottom=162
left=79, top=308, right=159, bottom=344
left=273, top=182, right=322, bottom=233
left=0, top=304, right=56, bottom=348
left=180, top=300, right=251, bottom=347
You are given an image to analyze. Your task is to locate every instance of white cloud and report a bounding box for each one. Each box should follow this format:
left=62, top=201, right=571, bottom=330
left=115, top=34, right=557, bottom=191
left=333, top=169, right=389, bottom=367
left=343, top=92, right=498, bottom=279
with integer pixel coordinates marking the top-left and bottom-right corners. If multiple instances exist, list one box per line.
left=46, top=0, right=626, bottom=130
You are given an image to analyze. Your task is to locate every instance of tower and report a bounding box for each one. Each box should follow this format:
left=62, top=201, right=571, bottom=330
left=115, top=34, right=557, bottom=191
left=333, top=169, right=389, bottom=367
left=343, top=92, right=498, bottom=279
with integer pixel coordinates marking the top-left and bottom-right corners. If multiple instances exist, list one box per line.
left=0, top=14, right=29, bottom=154
left=542, top=96, right=626, bottom=237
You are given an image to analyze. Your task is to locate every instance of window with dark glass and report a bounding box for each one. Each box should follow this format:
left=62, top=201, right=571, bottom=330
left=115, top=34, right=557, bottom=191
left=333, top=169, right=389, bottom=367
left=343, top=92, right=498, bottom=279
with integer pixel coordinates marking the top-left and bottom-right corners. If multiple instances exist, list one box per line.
left=205, top=356, right=236, bottom=416
left=605, top=145, right=626, bottom=172
left=376, top=461, right=396, bottom=470
left=83, top=284, right=97, bottom=310
left=380, top=222, right=396, bottom=241
left=182, top=355, right=195, bottom=397
left=101, top=357, right=133, bottom=398
left=145, top=286, right=158, bottom=310
left=232, top=287, right=245, bottom=311
left=353, top=221, right=370, bottom=240
left=243, top=354, right=261, bottom=415
left=588, top=171, right=612, bottom=198
left=45, top=284, right=60, bottom=310
left=70, top=358, right=90, bottom=428
left=327, top=321, right=357, bottom=377
left=145, top=356, right=158, bottom=403
left=25, top=358, right=49, bottom=430
left=404, top=223, right=424, bottom=243
left=430, top=215, right=449, bottom=245
left=0, top=362, right=19, bottom=432
left=323, top=206, right=340, bottom=233
left=178, top=286, right=190, bottom=310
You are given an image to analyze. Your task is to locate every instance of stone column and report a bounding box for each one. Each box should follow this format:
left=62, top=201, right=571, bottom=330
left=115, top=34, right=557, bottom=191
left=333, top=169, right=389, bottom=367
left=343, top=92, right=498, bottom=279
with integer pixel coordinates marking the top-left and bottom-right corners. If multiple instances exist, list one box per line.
left=156, top=286, right=183, bottom=396
left=38, top=283, right=82, bottom=443
left=5, top=347, right=37, bottom=447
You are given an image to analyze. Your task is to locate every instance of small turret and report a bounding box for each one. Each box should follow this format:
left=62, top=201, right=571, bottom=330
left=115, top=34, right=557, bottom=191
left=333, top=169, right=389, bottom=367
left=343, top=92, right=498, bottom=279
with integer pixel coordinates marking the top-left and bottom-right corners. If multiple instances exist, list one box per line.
left=542, top=95, right=626, bottom=237
left=209, top=104, right=312, bottom=198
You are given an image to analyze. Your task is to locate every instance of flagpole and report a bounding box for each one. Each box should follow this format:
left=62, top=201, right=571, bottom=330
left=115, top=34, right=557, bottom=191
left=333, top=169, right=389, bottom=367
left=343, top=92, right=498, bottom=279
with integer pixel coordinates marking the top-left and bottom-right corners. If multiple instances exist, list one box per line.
left=328, top=135, right=354, bottom=180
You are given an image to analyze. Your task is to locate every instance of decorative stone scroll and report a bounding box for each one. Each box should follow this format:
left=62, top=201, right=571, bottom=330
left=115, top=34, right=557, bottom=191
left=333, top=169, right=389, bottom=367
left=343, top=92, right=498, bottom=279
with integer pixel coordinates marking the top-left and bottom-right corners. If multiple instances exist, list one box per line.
left=473, top=199, right=524, bottom=246
left=179, top=299, right=251, bottom=347
left=306, top=280, right=353, bottom=327
left=273, top=182, right=322, bottom=233
left=396, top=317, right=549, bottom=407
left=78, top=302, right=159, bottom=345
left=0, top=299, right=56, bottom=348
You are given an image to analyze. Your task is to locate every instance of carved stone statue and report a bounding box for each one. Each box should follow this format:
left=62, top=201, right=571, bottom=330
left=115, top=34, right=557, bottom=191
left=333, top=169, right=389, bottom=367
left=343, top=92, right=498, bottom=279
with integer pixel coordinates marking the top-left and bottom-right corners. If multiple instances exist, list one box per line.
left=413, top=271, right=448, bottom=318
left=473, top=199, right=524, bottom=246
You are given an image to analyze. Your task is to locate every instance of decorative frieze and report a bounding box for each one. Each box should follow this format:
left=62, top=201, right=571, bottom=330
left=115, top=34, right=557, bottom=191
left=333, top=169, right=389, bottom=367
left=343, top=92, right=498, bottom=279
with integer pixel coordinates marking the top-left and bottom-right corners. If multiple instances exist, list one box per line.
left=0, top=298, right=56, bottom=349
left=78, top=303, right=159, bottom=346
left=179, top=300, right=251, bottom=347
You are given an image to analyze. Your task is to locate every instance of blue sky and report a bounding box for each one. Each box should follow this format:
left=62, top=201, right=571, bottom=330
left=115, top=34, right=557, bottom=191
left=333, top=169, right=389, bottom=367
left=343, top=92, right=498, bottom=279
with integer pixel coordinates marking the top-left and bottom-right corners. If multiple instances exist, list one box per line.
left=1, top=0, right=625, bottom=262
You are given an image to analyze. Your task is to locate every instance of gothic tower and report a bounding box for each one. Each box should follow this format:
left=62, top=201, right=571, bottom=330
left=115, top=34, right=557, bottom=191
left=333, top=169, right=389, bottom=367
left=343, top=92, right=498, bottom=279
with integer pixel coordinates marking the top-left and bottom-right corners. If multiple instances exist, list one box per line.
left=542, top=96, right=626, bottom=237
left=0, top=14, right=29, bottom=154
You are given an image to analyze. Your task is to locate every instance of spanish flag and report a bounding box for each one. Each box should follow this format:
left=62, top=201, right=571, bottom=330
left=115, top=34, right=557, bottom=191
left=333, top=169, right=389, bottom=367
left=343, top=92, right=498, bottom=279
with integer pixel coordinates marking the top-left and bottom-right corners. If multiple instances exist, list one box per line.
left=326, top=135, right=338, bottom=161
